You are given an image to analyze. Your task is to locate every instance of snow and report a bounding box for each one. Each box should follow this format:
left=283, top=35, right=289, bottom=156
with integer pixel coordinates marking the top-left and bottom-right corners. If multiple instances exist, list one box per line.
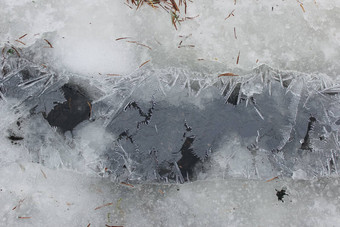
left=1, top=0, right=340, bottom=226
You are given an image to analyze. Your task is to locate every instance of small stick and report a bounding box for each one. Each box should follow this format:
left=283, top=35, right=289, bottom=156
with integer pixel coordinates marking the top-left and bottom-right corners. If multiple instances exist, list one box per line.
left=15, top=40, right=26, bottom=45
left=170, top=0, right=180, bottom=11
left=120, top=182, right=134, bottom=188
left=115, top=37, right=131, bottom=41
left=44, top=39, right=53, bottom=48
left=87, top=102, right=92, bottom=118
left=300, top=3, right=305, bottom=12
left=234, top=27, right=237, bottom=39
left=139, top=60, right=150, bottom=68
left=266, top=176, right=278, bottom=182
left=19, top=34, right=27, bottom=39
left=40, top=169, right=47, bottom=179
left=225, top=9, right=235, bottom=20
left=124, top=2, right=133, bottom=9
left=218, top=73, right=239, bottom=77
left=236, top=51, right=240, bottom=64
left=94, top=203, right=113, bottom=210
left=178, top=45, right=195, bottom=48
left=126, top=41, right=152, bottom=50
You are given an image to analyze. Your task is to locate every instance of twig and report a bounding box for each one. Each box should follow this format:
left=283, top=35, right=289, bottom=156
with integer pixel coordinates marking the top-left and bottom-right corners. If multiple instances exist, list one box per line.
left=115, top=37, right=131, bottom=41
left=19, top=34, right=27, bottom=39
left=44, top=39, right=53, bottom=48
left=126, top=41, right=152, bottom=50
left=218, top=73, right=239, bottom=77
left=139, top=60, right=151, bottom=68
left=94, top=203, right=113, bottom=210
left=266, top=176, right=278, bottom=182
left=236, top=51, right=240, bottom=64
left=15, top=40, right=26, bottom=45
left=300, top=3, right=305, bottom=12
left=225, top=9, right=235, bottom=20
left=120, top=182, right=134, bottom=188
left=40, top=169, right=47, bottom=179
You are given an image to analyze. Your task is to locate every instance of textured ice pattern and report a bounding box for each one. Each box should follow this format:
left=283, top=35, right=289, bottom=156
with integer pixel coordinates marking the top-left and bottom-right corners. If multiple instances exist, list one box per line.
left=1, top=48, right=340, bottom=183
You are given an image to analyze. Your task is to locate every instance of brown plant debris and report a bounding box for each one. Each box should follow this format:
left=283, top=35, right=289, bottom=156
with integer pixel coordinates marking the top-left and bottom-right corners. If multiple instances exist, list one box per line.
left=225, top=9, right=235, bottom=20
left=18, top=216, right=31, bottom=219
left=94, top=203, right=113, bottom=210
left=218, top=73, right=239, bottom=77
left=40, top=169, right=47, bottom=179
left=234, top=27, right=237, bottom=39
left=139, top=60, right=151, bottom=68
left=15, top=40, right=26, bottom=45
left=44, top=39, right=53, bottom=48
left=115, top=37, right=131, bottom=41
left=126, top=40, right=152, bottom=50
left=19, top=34, right=27, bottom=39
left=266, top=176, right=279, bottom=182
left=120, top=182, right=135, bottom=187
left=236, top=51, right=240, bottom=64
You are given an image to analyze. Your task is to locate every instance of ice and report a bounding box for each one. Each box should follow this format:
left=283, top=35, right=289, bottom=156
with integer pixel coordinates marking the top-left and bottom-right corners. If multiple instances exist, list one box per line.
left=1, top=0, right=340, bottom=225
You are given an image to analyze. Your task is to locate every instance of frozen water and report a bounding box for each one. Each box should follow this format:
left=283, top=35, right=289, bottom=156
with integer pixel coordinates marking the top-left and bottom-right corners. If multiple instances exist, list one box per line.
left=1, top=0, right=340, bottom=226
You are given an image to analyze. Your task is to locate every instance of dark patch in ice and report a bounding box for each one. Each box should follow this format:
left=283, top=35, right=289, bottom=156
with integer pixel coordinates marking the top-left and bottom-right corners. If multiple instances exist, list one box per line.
left=44, top=84, right=91, bottom=132
left=226, top=83, right=241, bottom=105
left=8, top=135, right=24, bottom=141
left=124, top=101, right=155, bottom=129
left=301, top=116, right=316, bottom=151
left=118, top=130, right=134, bottom=143
left=276, top=189, right=288, bottom=202
left=177, top=136, right=200, bottom=180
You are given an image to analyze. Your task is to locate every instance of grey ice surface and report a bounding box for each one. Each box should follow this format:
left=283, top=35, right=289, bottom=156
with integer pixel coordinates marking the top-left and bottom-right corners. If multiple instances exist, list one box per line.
left=1, top=49, right=340, bottom=183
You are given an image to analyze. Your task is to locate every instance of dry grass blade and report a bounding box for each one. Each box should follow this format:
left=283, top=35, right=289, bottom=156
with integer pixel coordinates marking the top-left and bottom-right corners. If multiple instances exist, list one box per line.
left=87, top=102, right=92, bottom=118
left=178, top=44, right=195, bottom=48
left=139, top=60, right=151, bottom=68
left=120, top=182, right=134, bottom=187
left=126, top=40, right=152, bottom=50
left=12, top=199, right=25, bottom=210
left=40, top=169, right=47, bottom=179
left=94, top=203, right=113, bottom=210
left=124, top=2, right=133, bottom=9
left=300, top=3, right=305, bottom=12
left=19, top=34, right=27, bottom=39
left=44, top=39, right=53, bottom=48
left=218, top=73, right=239, bottom=77
left=266, top=176, right=278, bottom=182
left=15, top=40, right=26, bottom=45
left=115, top=37, right=131, bottom=41
left=11, top=47, right=21, bottom=57
left=236, top=51, right=240, bottom=64
left=225, top=9, right=235, bottom=20
left=170, top=0, right=180, bottom=11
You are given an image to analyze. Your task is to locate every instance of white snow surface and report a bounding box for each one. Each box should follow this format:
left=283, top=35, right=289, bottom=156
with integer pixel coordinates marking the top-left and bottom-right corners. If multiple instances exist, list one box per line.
left=1, top=0, right=340, bottom=226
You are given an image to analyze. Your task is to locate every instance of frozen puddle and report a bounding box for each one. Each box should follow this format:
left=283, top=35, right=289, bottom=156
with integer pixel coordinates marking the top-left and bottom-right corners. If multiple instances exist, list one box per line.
left=1, top=0, right=340, bottom=225
left=1, top=51, right=340, bottom=226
